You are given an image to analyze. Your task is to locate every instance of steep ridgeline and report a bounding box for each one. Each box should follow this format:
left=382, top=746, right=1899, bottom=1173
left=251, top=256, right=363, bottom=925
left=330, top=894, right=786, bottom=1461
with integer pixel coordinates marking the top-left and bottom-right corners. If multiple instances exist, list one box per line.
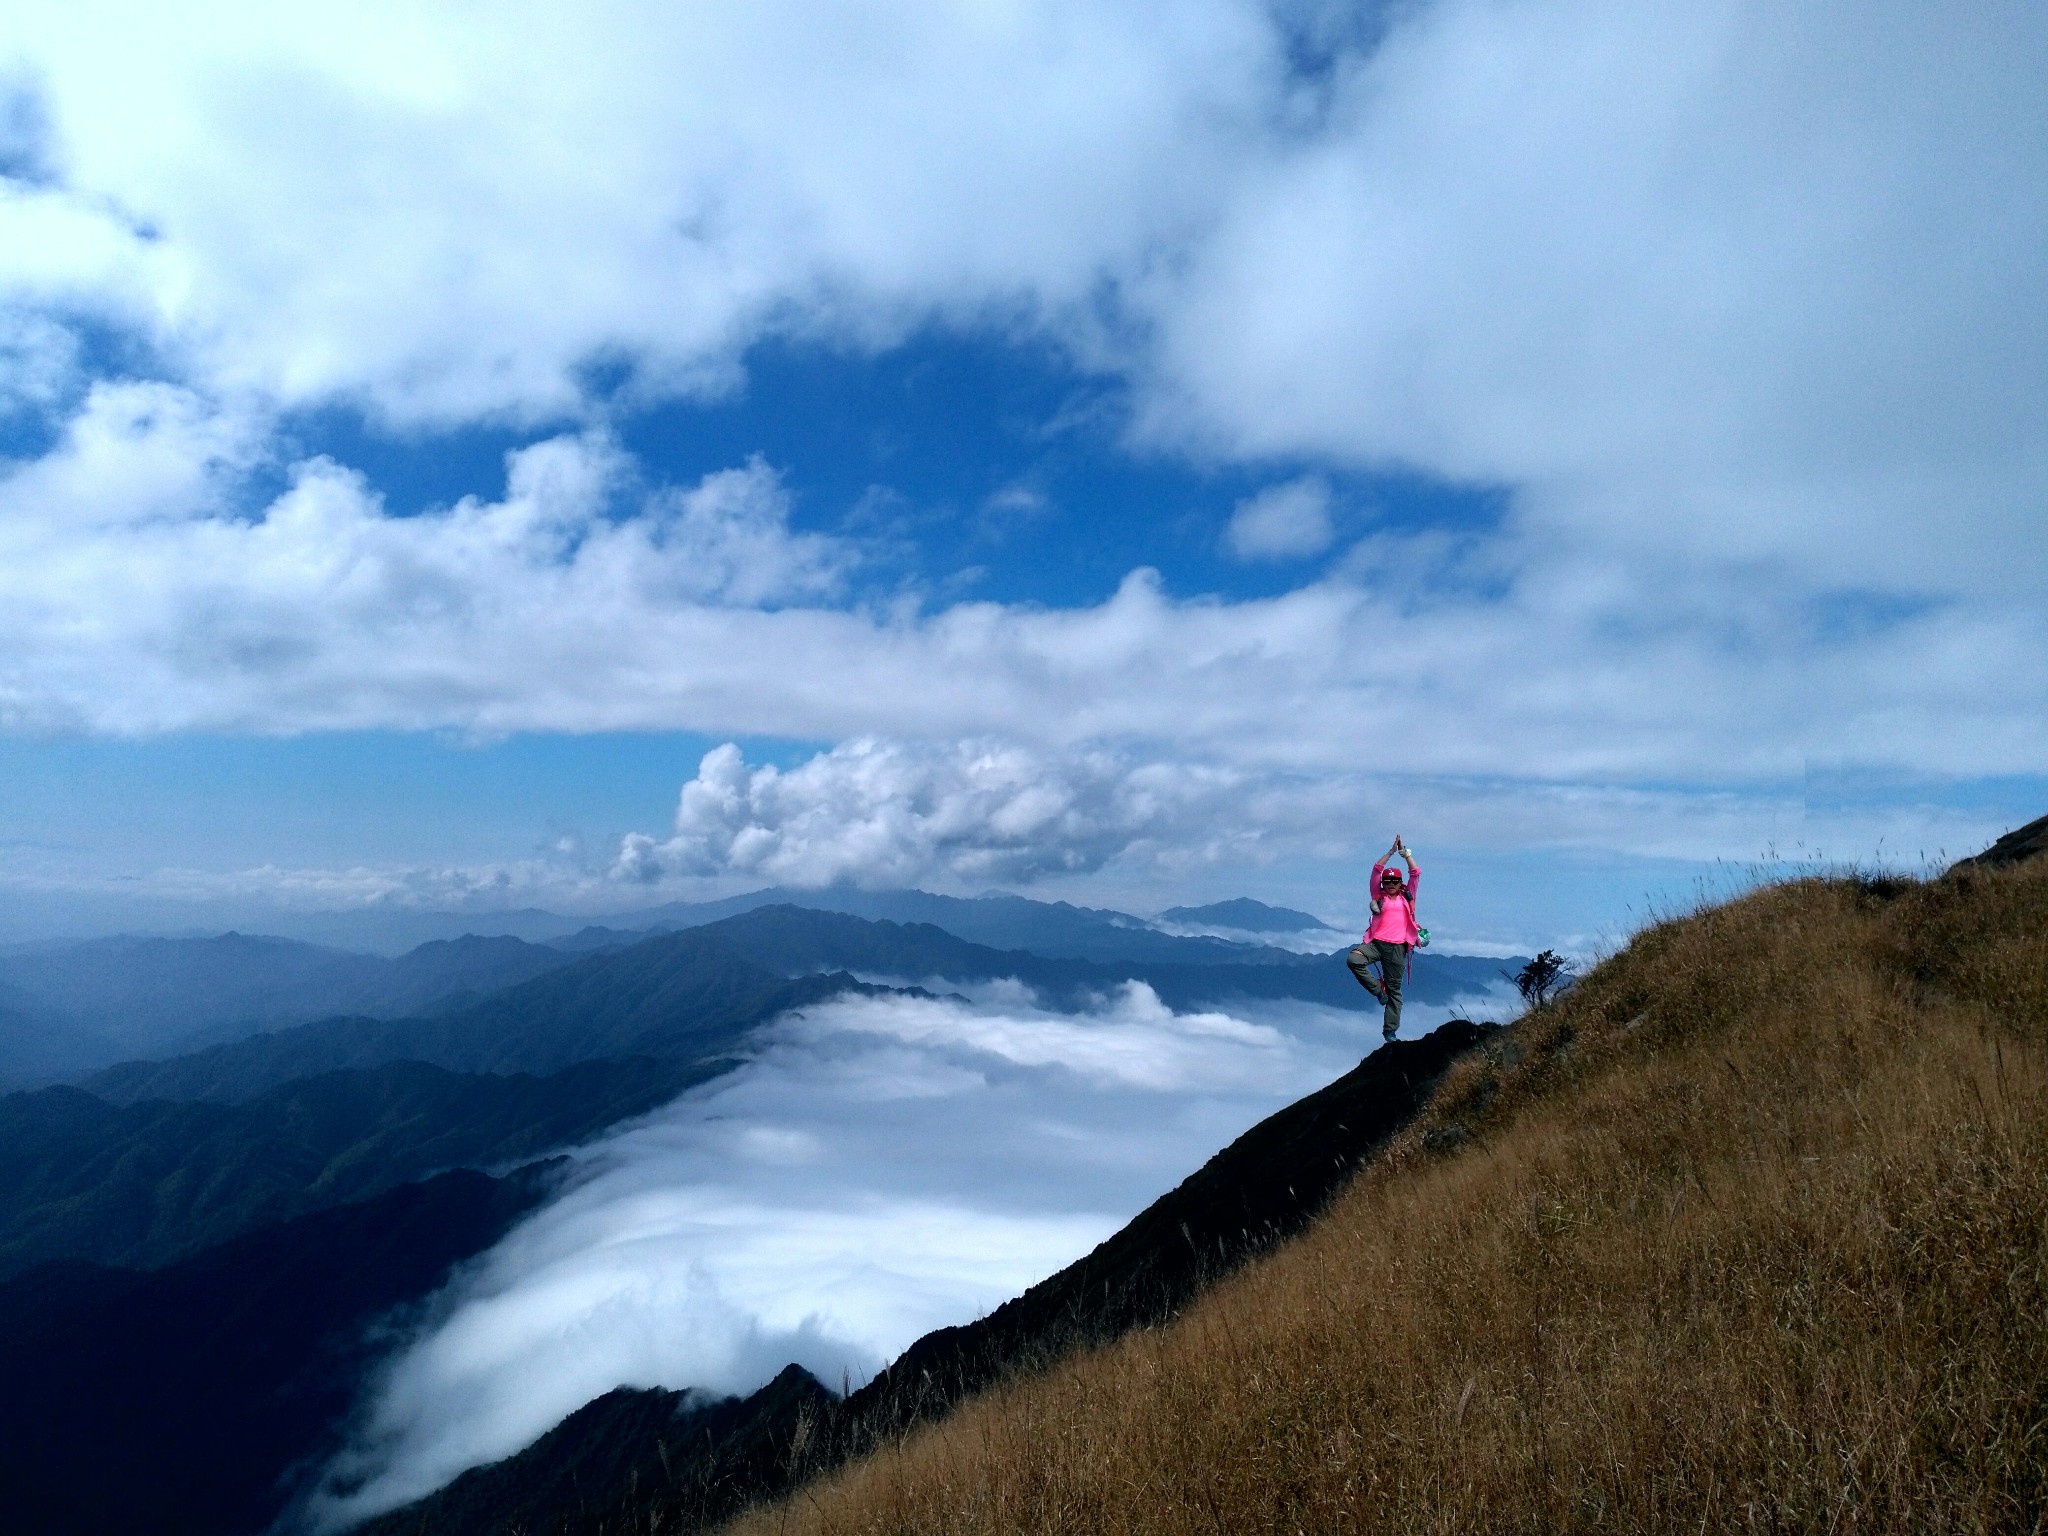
left=357, top=1020, right=1492, bottom=1536
left=0, top=1058, right=710, bottom=1277
left=81, top=927, right=887, bottom=1103
left=1951, top=809, right=2048, bottom=871
left=353, top=1368, right=837, bottom=1536
left=0, top=1161, right=562, bottom=1536
left=0, top=931, right=577, bottom=1085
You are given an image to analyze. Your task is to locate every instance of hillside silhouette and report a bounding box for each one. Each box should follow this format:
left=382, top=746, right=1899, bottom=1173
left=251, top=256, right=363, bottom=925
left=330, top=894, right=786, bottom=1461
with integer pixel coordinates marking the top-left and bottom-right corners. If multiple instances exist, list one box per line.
left=1158, top=896, right=1334, bottom=933
left=0, top=1162, right=560, bottom=1536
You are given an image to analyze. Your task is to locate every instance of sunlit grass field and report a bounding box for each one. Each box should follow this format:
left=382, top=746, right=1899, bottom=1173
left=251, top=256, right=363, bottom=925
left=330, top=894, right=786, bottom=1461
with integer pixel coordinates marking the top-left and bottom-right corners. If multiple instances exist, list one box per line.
left=728, top=863, right=2048, bottom=1534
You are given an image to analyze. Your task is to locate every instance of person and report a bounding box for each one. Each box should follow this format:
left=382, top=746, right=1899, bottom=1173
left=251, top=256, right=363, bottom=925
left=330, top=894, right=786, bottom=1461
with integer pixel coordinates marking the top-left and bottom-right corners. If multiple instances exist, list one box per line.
left=1347, top=836, right=1419, bottom=1042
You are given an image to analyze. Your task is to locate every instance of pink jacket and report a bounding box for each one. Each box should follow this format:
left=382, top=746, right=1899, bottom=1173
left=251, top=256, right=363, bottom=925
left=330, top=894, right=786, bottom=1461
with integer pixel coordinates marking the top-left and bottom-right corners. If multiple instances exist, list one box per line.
left=1366, top=859, right=1421, bottom=945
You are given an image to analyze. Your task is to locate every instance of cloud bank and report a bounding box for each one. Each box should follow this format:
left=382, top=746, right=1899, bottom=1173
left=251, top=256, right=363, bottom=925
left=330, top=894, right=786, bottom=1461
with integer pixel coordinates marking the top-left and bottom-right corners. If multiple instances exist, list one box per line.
left=5, top=393, right=2042, bottom=782
left=7, top=0, right=2036, bottom=584
left=307, top=981, right=1487, bottom=1525
left=1, top=0, right=1274, bottom=424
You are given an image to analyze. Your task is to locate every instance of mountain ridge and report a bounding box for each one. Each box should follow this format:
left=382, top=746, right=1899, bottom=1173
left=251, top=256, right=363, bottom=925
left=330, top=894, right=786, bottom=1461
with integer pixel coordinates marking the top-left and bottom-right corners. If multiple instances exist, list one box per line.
left=76, top=909, right=1512, bottom=1106
left=0, top=1057, right=717, bottom=1276
left=0, top=930, right=579, bottom=1084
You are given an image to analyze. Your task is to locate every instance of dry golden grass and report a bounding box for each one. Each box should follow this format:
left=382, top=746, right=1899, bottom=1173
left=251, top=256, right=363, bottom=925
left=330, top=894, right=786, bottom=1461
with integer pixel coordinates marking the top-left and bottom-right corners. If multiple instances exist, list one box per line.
left=729, top=865, right=2048, bottom=1535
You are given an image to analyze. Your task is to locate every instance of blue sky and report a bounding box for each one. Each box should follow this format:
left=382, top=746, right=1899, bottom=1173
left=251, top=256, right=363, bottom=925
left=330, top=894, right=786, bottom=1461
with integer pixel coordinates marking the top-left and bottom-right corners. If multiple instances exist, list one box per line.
left=280, top=329, right=1509, bottom=611
left=1, top=0, right=2044, bottom=952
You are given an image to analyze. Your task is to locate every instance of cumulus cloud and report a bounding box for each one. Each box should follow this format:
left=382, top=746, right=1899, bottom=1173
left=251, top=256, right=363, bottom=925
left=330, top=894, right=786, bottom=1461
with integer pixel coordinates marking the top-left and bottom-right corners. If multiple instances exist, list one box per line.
left=307, top=980, right=1493, bottom=1526
left=613, top=738, right=1253, bottom=887
left=7, top=1, right=2036, bottom=601
left=1226, top=476, right=1334, bottom=560
left=0, top=391, right=854, bottom=732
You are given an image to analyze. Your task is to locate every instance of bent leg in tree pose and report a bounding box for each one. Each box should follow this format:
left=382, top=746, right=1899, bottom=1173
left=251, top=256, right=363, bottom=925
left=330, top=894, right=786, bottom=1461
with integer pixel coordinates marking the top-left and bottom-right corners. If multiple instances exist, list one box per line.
left=1348, top=836, right=1420, bottom=1042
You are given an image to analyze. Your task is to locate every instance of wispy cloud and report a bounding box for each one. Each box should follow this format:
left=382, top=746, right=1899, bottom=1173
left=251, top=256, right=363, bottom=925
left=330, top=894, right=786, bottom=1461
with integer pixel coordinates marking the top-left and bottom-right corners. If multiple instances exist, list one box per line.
left=306, top=981, right=1494, bottom=1526
left=1226, top=476, right=1333, bottom=561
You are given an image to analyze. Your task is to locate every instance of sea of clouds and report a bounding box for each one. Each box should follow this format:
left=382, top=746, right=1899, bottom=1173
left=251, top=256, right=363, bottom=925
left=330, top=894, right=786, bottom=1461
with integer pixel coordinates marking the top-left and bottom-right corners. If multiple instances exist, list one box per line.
left=306, top=977, right=1506, bottom=1527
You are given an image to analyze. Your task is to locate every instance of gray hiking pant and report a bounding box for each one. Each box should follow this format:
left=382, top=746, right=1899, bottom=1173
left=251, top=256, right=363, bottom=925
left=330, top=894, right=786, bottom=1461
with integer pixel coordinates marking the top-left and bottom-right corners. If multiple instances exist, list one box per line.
left=1347, top=940, right=1409, bottom=1037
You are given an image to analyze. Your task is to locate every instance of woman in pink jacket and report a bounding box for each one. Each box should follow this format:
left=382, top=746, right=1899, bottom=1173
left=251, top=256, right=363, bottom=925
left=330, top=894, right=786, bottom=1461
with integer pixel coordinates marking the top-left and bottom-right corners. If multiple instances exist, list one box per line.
left=1347, top=836, right=1420, bottom=1042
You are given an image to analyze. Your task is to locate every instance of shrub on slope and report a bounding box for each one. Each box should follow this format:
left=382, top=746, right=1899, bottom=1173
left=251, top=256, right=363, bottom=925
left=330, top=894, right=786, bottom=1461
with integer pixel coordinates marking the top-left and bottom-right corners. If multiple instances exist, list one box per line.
left=728, top=863, right=2048, bottom=1535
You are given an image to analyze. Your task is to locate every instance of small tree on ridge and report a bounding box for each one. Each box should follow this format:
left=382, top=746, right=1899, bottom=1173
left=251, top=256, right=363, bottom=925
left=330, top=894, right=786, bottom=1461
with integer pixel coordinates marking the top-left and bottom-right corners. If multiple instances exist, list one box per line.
left=1509, top=949, right=1574, bottom=1010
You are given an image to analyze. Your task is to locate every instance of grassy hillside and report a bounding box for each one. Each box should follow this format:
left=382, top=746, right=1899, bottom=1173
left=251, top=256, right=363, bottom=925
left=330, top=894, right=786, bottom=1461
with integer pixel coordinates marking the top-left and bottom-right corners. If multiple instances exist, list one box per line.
left=728, top=862, right=2048, bottom=1534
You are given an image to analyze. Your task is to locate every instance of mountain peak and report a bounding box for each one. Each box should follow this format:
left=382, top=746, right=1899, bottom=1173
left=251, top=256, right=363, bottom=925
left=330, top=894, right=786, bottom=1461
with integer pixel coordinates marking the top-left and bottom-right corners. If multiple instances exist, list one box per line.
left=1158, top=898, right=1334, bottom=934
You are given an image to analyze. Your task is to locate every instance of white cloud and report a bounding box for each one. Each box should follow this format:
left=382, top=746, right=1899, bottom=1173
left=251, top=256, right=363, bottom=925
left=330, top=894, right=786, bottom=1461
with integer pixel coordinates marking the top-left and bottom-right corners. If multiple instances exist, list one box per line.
left=0, top=308, right=77, bottom=416
left=0, top=1, right=2041, bottom=884
left=613, top=738, right=1252, bottom=888
left=1131, top=0, right=2048, bottom=596
left=0, top=0, right=1278, bottom=425
left=307, top=982, right=1477, bottom=1526
left=11, top=0, right=2029, bottom=602
left=1, top=1, right=2038, bottom=598
left=0, top=390, right=853, bottom=732
left=2, top=391, right=2043, bottom=873
left=1226, top=475, right=1333, bottom=560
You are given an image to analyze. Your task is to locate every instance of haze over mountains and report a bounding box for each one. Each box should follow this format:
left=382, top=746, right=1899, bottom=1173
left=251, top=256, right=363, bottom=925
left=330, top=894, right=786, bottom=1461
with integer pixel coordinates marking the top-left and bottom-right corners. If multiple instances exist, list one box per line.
left=0, top=889, right=1349, bottom=1089
left=0, top=882, right=1516, bottom=1536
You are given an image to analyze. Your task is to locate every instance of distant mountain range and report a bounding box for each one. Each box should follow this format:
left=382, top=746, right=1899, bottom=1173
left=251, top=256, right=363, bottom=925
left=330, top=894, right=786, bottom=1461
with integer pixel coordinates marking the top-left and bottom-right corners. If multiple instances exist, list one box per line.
left=0, top=931, right=577, bottom=1083
left=629, top=886, right=1325, bottom=963
left=0, top=883, right=1522, bottom=1536
left=28, top=882, right=1362, bottom=962
left=0, top=887, right=1468, bottom=1090
left=0, top=899, right=1516, bottom=1282
left=1157, top=897, right=1335, bottom=933
left=78, top=932, right=883, bottom=1100
left=68, top=907, right=1505, bottom=1109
